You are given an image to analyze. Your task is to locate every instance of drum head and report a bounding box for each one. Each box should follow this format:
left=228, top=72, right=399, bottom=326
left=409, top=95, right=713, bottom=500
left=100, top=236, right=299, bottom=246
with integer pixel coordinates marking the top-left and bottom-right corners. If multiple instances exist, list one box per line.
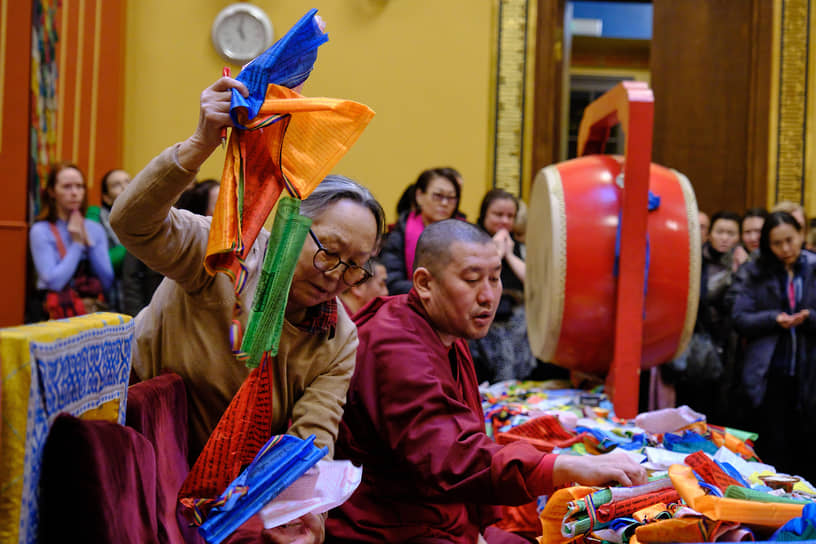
left=525, top=165, right=566, bottom=362
left=525, top=162, right=700, bottom=371
left=670, top=168, right=700, bottom=360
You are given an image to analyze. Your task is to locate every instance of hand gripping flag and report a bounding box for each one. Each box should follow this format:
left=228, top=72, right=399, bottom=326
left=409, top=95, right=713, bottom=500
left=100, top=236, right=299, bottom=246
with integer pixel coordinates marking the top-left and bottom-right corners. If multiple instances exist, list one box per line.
left=178, top=9, right=373, bottom=530
left=203, top=9, right=374, bottom=367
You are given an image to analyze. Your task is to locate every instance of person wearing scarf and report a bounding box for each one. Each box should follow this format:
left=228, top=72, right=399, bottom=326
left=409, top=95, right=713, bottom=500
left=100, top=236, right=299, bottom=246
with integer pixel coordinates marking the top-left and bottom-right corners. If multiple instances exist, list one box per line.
left=111, top=77, right=385, bottom=544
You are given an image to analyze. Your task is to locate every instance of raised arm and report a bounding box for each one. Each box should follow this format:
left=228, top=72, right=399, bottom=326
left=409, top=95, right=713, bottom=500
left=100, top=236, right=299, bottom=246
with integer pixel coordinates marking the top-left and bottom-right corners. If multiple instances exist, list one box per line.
left=110, top=78, right=248, bottom=292
left=503, top=241, right=526, bottom=284
left=493, top=229, right=525, bottom=283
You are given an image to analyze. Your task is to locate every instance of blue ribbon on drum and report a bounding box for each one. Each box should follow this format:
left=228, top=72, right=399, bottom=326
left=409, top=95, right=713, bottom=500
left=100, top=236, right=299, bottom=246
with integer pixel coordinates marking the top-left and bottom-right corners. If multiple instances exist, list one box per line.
left=612, top=179, right=661, bottom=316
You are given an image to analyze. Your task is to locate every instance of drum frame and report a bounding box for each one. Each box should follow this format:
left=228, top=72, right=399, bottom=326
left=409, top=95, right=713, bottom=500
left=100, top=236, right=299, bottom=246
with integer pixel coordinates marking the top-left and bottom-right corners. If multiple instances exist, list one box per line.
left=576, top=82, right=653, bottom=419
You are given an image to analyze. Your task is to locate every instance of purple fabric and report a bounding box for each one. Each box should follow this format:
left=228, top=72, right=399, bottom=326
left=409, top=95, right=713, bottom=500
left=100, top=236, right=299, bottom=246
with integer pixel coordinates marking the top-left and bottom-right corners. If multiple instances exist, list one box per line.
left=39, top=413, right=159, bottom=543
left=403, top=211, right=425, bottom=275
left=221, top=516, right=267, bottom=543
left=127, top=373, right=198, bottom=544
left=483, top=526, right=532, bottom=544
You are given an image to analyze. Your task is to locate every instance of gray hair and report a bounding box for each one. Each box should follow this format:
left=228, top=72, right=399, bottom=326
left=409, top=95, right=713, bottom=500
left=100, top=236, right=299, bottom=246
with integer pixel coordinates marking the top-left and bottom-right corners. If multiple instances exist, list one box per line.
left=414, top=219, right=493, bottom=275
left=300, top=175, right=386, bottom=243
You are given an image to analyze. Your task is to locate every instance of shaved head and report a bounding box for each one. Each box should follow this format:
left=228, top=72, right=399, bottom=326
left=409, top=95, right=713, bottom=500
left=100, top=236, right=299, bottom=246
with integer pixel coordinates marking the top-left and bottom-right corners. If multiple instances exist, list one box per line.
left=414, top=219, right=494, bottom=276
left=412, top=219, right=502, bottom=345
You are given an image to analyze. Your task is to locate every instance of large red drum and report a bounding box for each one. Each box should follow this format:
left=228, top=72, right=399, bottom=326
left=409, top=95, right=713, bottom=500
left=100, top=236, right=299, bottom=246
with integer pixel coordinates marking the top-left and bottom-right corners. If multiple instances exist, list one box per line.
left=526, top=155, right=700, bottom=375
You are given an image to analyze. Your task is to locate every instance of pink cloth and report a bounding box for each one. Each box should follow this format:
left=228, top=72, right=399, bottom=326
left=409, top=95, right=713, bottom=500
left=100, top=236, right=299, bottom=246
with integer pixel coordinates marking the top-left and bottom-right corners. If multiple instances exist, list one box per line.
left=636, top=403, right=704, bottom=435
left=647, top=366, right=677, bottom=412
left=484, top=525, right=531, bottom=543
left=403, top=211, right=425, bottom=275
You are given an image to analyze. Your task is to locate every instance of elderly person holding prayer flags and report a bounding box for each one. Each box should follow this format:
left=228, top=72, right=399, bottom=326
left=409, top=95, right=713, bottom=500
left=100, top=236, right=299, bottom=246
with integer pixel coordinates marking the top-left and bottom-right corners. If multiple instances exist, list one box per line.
left=111, top=10, right=384, bottom=543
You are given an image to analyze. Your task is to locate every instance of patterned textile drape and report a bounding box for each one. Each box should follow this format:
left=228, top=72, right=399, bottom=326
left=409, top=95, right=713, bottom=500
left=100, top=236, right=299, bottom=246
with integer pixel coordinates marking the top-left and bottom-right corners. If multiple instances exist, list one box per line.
left=29, top=0, right=60, bottom=219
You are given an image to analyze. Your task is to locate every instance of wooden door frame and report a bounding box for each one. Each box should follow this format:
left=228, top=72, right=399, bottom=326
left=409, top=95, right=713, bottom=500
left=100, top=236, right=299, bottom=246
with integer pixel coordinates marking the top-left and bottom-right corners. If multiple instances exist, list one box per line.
left=745, top=0, right=774, bottom=209
left=530, top=0, right=567, bottom=192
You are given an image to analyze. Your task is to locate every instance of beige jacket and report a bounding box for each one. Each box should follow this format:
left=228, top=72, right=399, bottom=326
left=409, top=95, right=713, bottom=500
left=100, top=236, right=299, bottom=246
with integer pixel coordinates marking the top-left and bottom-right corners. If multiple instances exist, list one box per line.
left=110, top=145, right=357, bottom=459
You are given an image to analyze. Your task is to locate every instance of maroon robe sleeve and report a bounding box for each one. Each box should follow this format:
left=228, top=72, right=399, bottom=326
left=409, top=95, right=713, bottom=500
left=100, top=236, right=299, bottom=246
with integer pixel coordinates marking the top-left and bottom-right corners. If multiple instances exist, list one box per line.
left=350, top=293, right=556, bottom=506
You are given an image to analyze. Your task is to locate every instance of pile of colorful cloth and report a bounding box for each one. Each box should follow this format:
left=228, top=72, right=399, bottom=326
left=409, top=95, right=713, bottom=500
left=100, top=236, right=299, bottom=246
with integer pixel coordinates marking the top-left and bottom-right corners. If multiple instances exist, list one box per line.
left=480, top=380, right=816, bottom=542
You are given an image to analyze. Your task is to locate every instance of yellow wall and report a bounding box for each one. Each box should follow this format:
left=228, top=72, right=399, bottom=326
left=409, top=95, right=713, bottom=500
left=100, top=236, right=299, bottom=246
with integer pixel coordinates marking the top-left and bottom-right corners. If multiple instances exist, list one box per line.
left=124, top=1, right=494, bottom=223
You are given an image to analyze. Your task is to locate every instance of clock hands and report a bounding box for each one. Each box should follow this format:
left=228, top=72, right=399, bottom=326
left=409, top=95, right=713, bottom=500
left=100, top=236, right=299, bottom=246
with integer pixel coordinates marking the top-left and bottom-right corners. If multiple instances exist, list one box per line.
left=212, top=5, right=273, bottom=63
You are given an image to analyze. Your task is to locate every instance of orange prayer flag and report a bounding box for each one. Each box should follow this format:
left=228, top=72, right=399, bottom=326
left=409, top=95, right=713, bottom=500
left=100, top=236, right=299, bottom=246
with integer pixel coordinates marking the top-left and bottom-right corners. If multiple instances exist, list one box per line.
left=205, top=84, right=375, bottom=282
left=668, top=464, right=803, bottom=528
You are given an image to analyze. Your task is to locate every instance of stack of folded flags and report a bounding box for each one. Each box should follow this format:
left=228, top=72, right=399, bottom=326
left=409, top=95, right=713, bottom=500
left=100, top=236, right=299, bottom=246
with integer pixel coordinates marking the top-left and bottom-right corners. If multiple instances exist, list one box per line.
left=480, top=380, right=816, bottom=543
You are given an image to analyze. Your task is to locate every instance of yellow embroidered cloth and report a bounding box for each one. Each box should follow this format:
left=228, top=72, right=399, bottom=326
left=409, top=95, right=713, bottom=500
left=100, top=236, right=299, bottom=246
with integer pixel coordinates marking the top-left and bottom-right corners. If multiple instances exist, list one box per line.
left=0, top=313, right=133, bottom=544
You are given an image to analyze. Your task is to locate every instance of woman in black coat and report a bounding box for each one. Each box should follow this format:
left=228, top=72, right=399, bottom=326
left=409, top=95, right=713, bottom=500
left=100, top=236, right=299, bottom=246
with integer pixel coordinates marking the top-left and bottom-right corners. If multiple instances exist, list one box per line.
left=731, top=211, right=816, bottom=480
left=381, top=169, right=460, bottom=295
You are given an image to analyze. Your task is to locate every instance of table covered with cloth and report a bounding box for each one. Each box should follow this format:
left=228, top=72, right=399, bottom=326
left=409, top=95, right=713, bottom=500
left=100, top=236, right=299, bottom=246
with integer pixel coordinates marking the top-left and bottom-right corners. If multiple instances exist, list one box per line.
left=480, top=380, right=816, bottom=543
left=0, top=312, right=133, bottom=544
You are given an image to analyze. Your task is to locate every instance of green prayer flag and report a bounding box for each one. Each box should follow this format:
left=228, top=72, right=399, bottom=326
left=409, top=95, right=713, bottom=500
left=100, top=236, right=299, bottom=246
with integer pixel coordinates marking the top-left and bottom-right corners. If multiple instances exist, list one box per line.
left=241, top=196, right=311, bottom=368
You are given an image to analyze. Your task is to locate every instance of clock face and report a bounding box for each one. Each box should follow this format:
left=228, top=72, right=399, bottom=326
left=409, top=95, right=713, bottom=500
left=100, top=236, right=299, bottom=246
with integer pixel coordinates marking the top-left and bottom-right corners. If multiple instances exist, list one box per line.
left=212, top=4, right=273, bottom=64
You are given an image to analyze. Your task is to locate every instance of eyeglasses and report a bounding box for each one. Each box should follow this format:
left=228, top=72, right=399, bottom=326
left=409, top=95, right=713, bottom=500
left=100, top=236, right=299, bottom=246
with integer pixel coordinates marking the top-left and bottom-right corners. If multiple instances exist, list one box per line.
left=308, top=229, right=372, bottom=286
left=430, top=192, right=457, bottom=204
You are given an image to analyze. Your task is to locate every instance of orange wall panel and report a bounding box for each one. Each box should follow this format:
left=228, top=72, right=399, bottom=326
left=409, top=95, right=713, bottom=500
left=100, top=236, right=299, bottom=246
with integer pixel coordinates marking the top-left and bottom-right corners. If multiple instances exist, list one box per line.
left=92, top=0, right=126, bottom=194
left=0, top=0, right=33, bottom=326
left=78, top=0, right=96, bottom=179
left=0, top=0, right=125, bottom=326
left=0, top=0, right=32, bottom=222
left=57, top=0, right=78, bottom=171
left=55, top=0, right=125, bottom=204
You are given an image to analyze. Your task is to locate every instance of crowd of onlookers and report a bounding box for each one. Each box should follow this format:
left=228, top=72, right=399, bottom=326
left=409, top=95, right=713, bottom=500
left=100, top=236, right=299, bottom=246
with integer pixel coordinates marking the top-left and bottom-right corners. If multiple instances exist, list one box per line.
left=27, top=158, right=815, bottom=481
left=28, top=159, right=561, bottom=384
left=663, top=203, right=816, bottom=481
left=26, top=163, right=220, bottom=322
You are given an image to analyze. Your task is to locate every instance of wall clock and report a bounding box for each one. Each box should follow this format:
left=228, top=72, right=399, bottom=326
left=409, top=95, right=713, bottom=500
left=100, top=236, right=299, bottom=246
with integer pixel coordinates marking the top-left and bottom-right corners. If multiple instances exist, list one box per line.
left=211, top=3, right=274, bottom=65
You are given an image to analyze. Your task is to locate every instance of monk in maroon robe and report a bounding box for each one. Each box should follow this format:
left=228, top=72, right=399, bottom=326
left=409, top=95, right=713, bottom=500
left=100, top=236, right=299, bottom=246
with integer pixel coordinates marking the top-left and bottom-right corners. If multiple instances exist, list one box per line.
left=326, top=220, right=646, bottom=544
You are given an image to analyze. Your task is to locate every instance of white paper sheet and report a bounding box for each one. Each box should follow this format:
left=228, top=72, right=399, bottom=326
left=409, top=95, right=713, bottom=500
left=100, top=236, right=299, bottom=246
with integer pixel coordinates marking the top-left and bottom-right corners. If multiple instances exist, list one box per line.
left=258, top=459, right=362, bottom=529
